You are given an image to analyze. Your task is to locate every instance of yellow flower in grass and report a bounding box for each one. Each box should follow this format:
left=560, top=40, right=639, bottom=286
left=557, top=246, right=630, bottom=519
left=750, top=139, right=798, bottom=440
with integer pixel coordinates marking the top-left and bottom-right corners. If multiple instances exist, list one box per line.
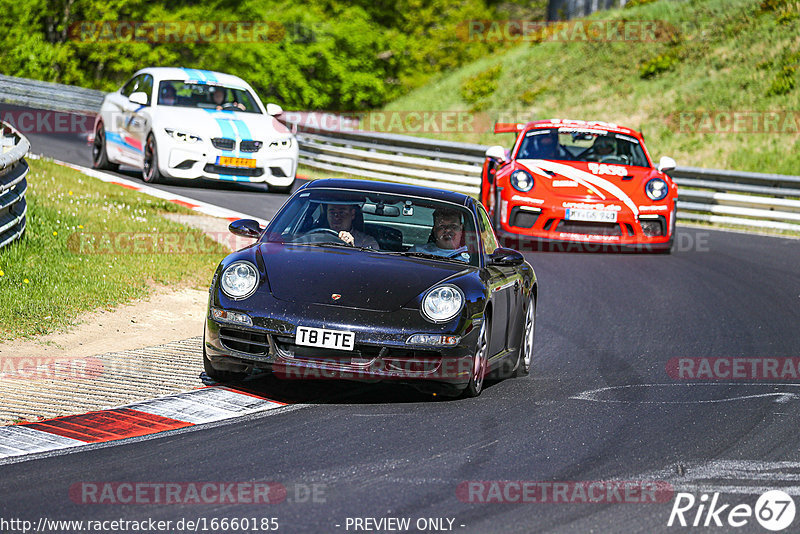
left=78, top=225, right=83, bottom=229
left=53, top=231, right=58, bottom=236
left=23, top=279, right=29, bottom=284
left=0, top=270, right=4, bottom=277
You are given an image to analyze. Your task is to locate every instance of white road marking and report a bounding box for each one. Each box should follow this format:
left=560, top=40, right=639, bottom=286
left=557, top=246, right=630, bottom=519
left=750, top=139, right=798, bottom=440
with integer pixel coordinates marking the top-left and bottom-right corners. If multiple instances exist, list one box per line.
left=632, top=460, right=800, bottom=496
left=571, top=383, right=800, bottom=404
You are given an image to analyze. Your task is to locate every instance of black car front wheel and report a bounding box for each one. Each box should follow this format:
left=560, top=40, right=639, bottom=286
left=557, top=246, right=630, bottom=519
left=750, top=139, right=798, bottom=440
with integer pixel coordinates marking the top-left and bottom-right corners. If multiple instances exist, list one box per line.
left=202, top=345, right=247, bottom=383
left=463, top=318, right=490, bottom=398
left=92, top=123, right=119, bottom=171
left=514, top=296, right=535, bottom=377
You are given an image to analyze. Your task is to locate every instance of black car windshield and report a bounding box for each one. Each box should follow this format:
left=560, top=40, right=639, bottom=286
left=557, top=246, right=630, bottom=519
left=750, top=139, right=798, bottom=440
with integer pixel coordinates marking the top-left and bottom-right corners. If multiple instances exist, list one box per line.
left=516, top=128, right=650, bottom=167
left=157, top=80, right=261, bottom=113
left=264, top=188, right=480, bottom=266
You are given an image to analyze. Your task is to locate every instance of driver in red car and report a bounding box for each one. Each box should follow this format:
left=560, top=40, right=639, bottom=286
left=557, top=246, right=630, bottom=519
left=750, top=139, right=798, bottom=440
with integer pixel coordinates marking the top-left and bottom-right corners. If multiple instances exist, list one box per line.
left=326, top=204, right=379, bottom=249
left=590, top=136, right=616, bottom=160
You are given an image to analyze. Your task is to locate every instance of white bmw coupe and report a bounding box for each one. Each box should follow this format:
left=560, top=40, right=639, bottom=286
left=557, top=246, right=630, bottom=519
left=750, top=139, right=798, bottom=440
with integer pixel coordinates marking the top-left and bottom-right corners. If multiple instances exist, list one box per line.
left=92, top=67, right=298, bottom=193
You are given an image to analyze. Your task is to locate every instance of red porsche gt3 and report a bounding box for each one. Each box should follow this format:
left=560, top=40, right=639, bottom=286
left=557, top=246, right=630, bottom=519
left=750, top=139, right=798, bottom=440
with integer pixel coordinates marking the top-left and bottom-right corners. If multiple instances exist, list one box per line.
left=481, top=119, right=678, bottom=252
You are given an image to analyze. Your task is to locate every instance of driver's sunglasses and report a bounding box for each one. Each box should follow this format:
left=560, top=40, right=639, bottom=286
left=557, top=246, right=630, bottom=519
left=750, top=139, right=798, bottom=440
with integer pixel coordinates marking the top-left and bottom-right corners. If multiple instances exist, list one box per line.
left=434, top=224, right=462, bottom=232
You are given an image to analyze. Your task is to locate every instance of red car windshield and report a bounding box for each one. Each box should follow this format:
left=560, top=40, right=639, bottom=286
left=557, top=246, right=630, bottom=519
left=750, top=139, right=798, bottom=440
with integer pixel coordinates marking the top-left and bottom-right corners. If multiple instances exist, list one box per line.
left=516, top=128, right=650, bottom=168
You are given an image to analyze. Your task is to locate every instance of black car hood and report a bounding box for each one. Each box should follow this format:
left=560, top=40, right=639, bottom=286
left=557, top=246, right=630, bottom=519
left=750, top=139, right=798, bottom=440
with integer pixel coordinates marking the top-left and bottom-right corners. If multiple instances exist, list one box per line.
left=259, top=244, right=469, bottom=312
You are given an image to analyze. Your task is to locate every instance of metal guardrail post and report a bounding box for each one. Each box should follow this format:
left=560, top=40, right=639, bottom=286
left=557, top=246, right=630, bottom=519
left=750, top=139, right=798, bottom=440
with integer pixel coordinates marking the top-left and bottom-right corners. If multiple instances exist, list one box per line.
left=0, top=122, right=30, bottom=249
left=0, top=74, right=798, bottom=234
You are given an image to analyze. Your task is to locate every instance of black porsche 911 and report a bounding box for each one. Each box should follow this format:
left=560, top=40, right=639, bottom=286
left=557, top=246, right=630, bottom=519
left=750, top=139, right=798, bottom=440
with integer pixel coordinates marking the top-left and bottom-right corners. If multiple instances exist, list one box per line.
left=203, top=178, right=537, bottom=397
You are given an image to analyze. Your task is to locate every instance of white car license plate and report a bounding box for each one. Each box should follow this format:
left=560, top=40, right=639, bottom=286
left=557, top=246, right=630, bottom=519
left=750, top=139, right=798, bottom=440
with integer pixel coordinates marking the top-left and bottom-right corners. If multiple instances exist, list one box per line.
left=565, top=209, right=618, bottom=223
left=296, top=326, right=355, bottom=351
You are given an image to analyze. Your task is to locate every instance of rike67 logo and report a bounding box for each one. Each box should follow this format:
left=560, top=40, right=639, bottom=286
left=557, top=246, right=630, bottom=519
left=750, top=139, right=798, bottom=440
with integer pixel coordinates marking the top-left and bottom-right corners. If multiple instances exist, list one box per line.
left=668, top=490, right=796, bottom=531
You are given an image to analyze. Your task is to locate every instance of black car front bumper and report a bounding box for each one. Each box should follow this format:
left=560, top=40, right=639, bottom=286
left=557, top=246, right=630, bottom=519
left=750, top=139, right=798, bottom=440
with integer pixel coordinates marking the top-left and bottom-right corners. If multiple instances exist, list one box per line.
left=204, top=304, right=482, bottom=392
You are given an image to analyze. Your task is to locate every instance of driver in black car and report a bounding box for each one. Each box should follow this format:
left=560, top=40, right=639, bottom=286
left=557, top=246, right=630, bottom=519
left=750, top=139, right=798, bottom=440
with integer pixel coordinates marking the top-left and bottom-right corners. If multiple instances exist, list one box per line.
left=326, top=204, right=379, bottom=249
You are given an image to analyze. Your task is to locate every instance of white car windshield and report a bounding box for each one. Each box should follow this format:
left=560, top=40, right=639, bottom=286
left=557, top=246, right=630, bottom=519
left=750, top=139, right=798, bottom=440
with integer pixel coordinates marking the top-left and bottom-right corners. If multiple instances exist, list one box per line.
left=517, top=128, right=650, bottom=167
left=157, top=80, right=261, bottom=113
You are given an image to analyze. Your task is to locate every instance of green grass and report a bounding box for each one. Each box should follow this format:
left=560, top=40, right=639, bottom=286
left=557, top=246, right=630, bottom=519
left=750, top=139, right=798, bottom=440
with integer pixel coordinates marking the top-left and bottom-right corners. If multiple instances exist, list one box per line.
left=381, top=0, right=800, bottom=174
left=0, top=159, right=227, bottom=339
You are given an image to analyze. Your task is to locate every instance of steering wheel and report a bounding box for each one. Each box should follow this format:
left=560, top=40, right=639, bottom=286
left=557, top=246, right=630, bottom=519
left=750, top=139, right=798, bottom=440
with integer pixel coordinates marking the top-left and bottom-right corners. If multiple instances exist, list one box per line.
left=290, top=227, right=350, bottom=245
left=600, top=154, right=629, bottom=164
left=305, top=228, right=341, bottom=238
left=222, top=102, right=242, bottom=110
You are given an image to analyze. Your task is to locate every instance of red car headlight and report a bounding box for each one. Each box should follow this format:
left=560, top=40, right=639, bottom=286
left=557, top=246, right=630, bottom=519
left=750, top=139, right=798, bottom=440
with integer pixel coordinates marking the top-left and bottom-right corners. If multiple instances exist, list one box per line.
left=510, top=170, right=534, bottom=192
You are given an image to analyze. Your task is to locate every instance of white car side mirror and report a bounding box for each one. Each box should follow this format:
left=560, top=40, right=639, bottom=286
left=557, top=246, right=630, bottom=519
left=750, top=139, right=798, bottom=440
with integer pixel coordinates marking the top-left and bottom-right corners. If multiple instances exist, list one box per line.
left=266, top=103, right=283, bottom=116
left=486, top=145, right=506, bottom=161
left=657, top=156, right=676, bottom=173
left=129, top=92, right=148, bottom=106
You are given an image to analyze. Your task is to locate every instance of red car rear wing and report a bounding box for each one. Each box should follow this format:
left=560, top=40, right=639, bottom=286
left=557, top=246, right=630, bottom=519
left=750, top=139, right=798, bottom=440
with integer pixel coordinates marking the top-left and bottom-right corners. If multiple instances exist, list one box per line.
left=494, top=123, right=525, bottom=134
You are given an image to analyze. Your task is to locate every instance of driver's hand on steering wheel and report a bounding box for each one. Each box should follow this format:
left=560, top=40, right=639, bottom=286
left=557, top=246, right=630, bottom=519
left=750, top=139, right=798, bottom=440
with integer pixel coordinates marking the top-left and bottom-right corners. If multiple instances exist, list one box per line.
left=339, top=231, right=355, bottom=246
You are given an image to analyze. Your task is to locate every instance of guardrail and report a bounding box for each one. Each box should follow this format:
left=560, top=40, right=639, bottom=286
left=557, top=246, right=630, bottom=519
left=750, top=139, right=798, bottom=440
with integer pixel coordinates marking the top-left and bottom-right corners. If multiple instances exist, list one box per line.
left=292, top=121, right=486, bottom=196
left=0, top=74, right=105, bottom=113
left=0, top=122, right=30, bottom=250
left=290, top=120, right=800, bottom=233
left=0, top=74, right=798, bottom=234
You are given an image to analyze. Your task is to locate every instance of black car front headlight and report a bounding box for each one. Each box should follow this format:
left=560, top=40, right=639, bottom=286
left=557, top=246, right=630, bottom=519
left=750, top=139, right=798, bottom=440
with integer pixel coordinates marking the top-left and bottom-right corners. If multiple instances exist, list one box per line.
left=220, top=261, right=259, bottom=299
left=510, top=170, right=534, bottom=192
left=645, top=178, right=669, bottom=201
left=421, top=285, right=464, bottom=323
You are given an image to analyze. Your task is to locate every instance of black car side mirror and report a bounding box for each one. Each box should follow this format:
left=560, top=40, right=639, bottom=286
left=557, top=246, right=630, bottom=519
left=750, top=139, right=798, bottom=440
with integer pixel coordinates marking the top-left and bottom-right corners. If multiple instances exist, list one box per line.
left=489, top=248, right=524, bottom=266
left=229, top=219, right=263, bottom=238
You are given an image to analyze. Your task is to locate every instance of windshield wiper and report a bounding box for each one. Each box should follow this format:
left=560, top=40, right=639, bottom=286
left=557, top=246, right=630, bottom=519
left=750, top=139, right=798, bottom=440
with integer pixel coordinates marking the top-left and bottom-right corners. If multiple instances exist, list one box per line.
left=385, top=251, right=467, bottom=263
left=297, top=242, right=375, bottom=252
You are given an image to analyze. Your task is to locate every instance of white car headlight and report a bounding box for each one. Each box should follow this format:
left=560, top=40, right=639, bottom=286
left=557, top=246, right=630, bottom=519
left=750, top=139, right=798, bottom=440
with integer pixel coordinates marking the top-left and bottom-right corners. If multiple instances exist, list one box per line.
left=421, top=285, right=464, bottom=323
left=220, top=261, right=259, bottom=299
left=164, top=128, right=202, bottom=143
left=510, top=170, right=534, bottom=192
left=645, top=178, right=668, bottom=201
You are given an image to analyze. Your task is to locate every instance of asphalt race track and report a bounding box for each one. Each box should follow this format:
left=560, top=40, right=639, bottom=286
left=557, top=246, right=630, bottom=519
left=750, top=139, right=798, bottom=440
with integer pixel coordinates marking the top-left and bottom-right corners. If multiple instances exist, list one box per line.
left=2, top=118, right=800, bottom=533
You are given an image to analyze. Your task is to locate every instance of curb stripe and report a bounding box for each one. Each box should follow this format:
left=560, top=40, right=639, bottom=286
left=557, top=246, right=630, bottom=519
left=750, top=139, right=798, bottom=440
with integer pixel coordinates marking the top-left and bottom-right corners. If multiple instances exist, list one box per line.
left=21, top=408, right=193, bottom=443
left=0, top=426, right=84, bottom=456
left=129, top=387, right=285, bottom=424
left=0, top=386, right=288, bottom=460
left=31, top=156, right=270, bottom=225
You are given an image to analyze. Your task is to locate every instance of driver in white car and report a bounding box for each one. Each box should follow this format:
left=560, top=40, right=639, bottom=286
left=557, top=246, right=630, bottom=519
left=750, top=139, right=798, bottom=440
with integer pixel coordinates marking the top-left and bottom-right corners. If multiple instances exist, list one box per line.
left=211, top=87, right=245, bottom=111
